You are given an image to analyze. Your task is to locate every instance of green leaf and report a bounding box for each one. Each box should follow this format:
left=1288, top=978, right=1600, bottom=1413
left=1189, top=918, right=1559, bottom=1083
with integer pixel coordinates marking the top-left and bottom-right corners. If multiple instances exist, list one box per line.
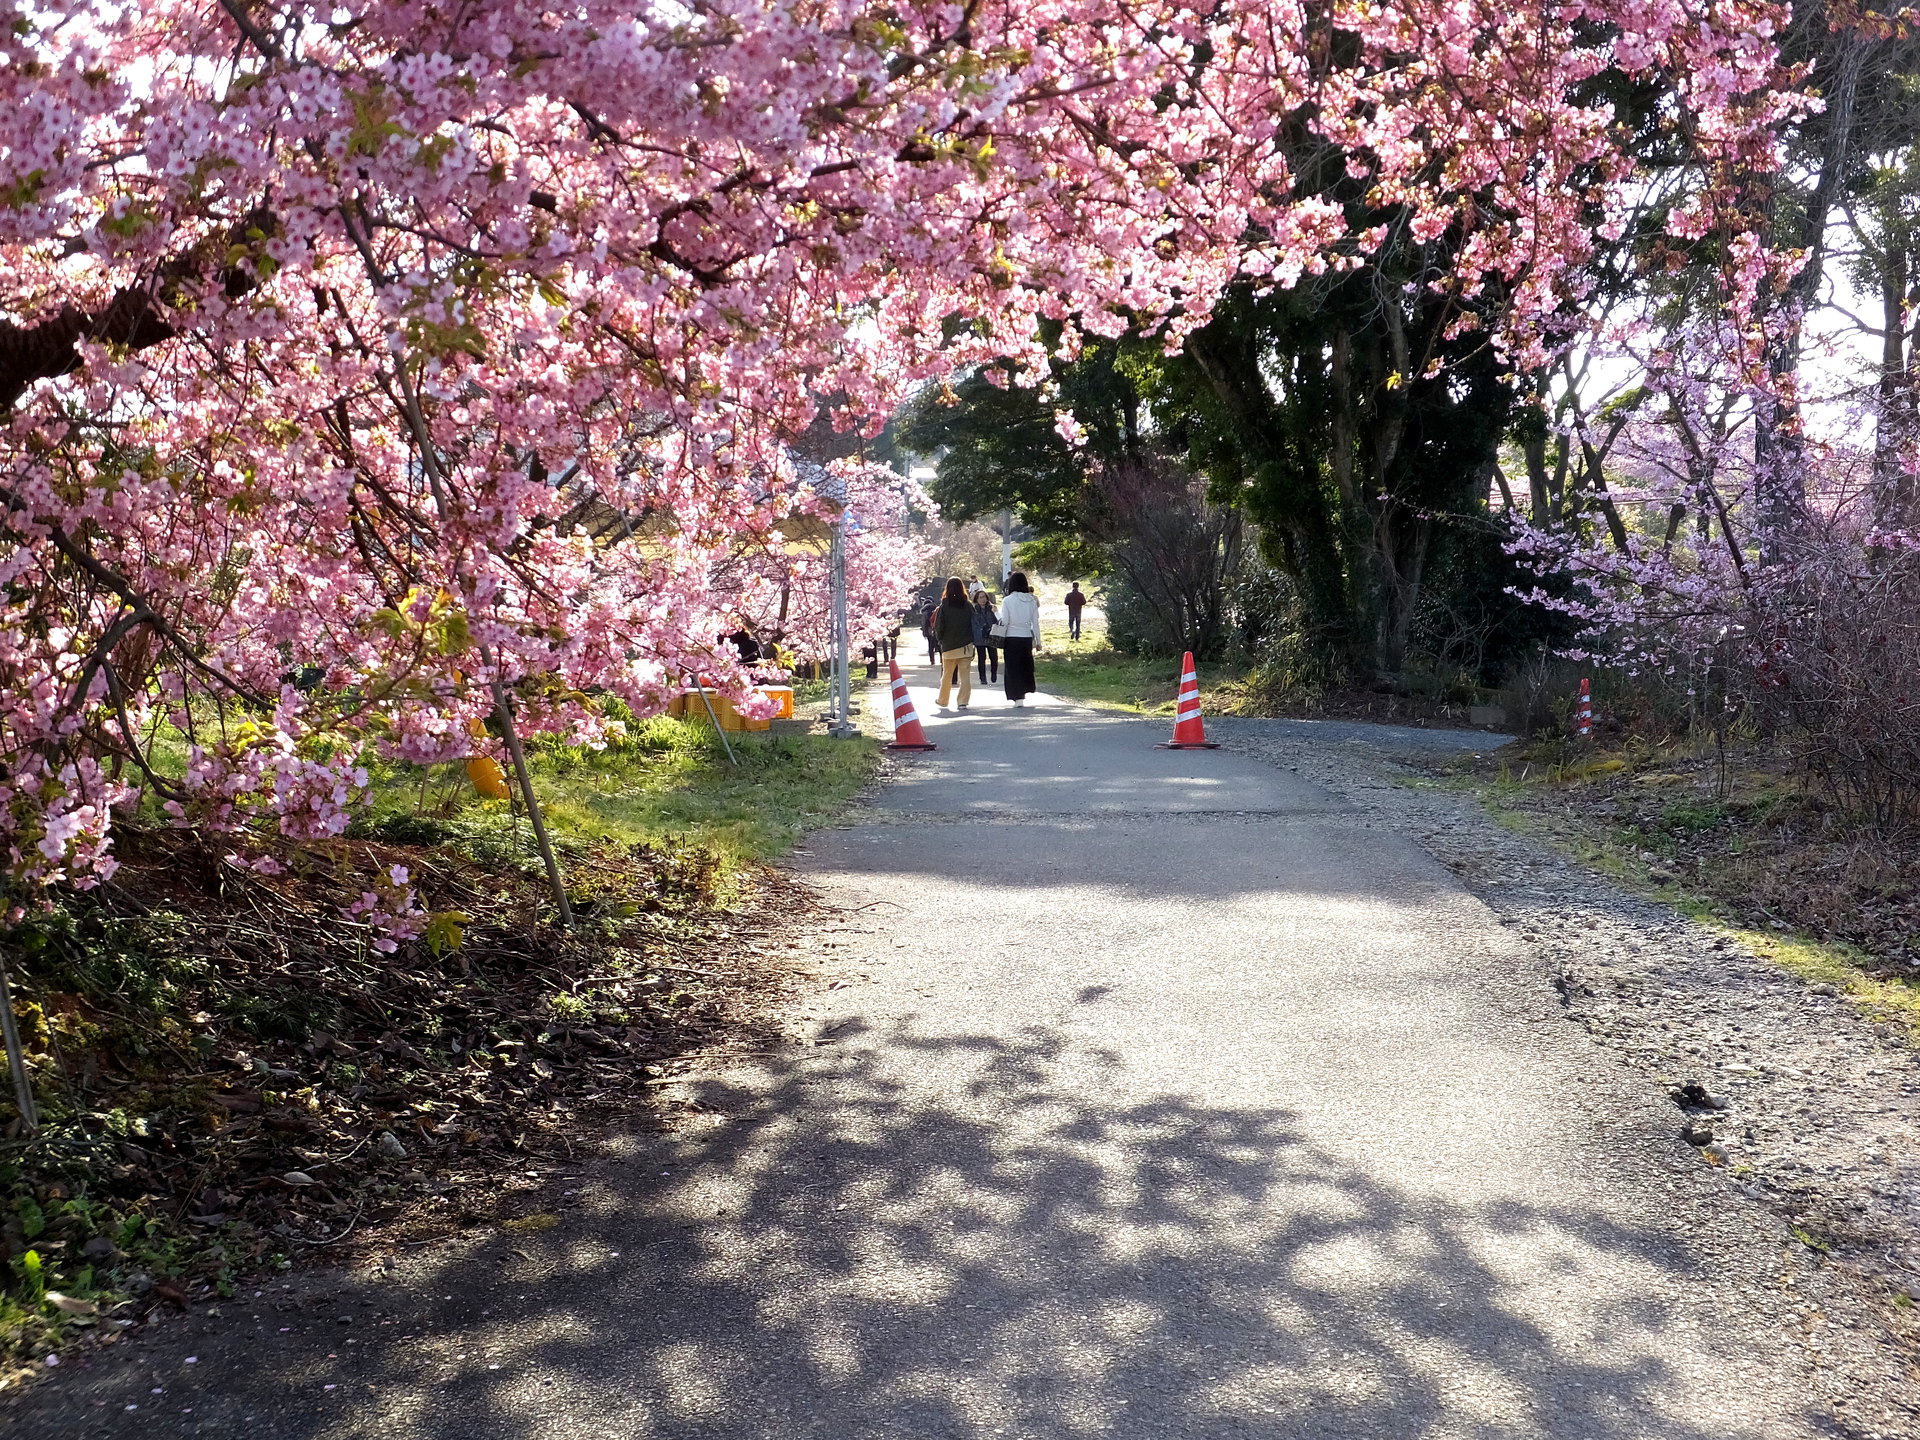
left=436, top=611, right=472, bottom=656
left=368, top=607, right=410, bottom=642
left=16, top=1248, right=44, bottom=1302
left=424, top=910, right=470, bottom=958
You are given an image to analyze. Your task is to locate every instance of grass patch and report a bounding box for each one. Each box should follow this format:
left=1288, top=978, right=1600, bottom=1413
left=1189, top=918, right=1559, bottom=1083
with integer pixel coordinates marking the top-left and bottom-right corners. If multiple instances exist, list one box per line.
left=1033, top=638, right=1240, bottom=716
left=360, top=716, right=879, bottom=880
left=526, top=719, right=877, bottom=870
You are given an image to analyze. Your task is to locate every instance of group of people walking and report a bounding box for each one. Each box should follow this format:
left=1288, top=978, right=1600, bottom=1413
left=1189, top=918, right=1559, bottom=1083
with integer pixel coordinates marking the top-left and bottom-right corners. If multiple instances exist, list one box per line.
left=923, top=573, right=1043, bottom=710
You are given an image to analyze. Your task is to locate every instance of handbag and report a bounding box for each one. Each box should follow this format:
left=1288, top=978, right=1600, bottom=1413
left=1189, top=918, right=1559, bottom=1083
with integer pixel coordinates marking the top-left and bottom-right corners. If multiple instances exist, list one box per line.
left=988, top=622, right=1006, bottom=639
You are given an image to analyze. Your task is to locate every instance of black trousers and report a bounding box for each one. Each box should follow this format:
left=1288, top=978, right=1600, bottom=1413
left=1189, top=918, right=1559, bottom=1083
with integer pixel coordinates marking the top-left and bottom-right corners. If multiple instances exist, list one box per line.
left=976, top=642, right=998, bottom=683
left=1002, top=637, right=1035, bottom=700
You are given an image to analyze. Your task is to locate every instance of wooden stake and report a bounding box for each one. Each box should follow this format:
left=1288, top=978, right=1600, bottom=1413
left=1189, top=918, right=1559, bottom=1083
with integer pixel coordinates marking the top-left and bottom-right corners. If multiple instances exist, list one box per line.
left=480, top=655, right=572, bottom=929
left=0, top=942, right=40, bottom=1133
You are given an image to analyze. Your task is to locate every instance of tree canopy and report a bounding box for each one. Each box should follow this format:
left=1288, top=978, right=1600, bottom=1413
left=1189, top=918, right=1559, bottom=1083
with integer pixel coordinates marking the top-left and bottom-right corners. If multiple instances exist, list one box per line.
left=0, top=0, right=1795, bottom=927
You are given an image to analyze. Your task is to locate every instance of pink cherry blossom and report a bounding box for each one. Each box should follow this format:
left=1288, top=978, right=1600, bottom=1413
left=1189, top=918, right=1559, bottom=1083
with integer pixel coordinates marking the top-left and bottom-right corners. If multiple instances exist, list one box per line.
left=0, top=0, right=1794, bottom=943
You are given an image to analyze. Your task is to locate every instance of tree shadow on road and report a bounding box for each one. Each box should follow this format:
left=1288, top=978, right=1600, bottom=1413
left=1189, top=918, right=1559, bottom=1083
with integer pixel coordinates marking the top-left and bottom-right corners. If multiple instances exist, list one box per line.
left=18, top=1021, right=1803, bottom=1440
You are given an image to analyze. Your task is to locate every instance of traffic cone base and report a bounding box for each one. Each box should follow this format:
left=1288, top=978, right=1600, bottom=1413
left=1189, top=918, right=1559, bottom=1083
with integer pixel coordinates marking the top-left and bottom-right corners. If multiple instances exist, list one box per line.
left=1155, top=650, right=1219, bottom=749
left=885, top=659, right=938, bottom=752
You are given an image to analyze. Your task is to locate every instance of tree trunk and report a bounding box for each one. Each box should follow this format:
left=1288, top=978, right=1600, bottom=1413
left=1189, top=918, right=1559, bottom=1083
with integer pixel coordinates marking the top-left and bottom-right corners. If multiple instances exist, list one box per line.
left=1874, top=238, right=1916, bottom=527
left=1756, top=31, right=1868, bottom=555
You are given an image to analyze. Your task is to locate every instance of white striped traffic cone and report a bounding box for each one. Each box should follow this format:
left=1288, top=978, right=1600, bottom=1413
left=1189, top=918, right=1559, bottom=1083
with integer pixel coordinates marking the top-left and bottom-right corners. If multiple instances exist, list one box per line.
left=1155, top=651, right=1219, bottom=750
left=1576, top=678, right=1593, bottom=738
left=885, top=660, right=937, bottom=752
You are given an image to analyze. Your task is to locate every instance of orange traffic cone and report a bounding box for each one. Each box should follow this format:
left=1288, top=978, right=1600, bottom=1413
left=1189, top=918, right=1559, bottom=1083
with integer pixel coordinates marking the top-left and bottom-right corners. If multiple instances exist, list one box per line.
left=885, top=659, right=937, bottom=752
left=1155, top=651, right=1219, bottom=749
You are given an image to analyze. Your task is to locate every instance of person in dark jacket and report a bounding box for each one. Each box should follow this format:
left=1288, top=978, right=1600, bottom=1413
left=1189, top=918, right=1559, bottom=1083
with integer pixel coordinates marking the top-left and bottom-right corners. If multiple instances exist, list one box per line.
left=723, top=626, right=760, bottom=664
left=970, top=590, right=1000, bottom=684
left=922, top=601, right=940, bottom=663
left=932, top=577, right=976, bottom=708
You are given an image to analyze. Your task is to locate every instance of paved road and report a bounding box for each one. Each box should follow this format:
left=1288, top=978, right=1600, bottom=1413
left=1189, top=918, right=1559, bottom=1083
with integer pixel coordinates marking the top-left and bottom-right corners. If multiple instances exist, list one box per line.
left=13, top=664, right=1819, bottom=1438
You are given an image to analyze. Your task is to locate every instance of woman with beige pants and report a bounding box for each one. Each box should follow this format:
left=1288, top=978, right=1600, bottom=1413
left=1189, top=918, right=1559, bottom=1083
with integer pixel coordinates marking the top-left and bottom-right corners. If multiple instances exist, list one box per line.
left=931, top=577, right=976, bottom=709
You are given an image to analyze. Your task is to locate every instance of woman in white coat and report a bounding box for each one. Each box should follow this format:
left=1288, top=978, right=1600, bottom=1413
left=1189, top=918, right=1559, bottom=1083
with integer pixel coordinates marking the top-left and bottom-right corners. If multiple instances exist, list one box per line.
left=997, top=572, right=1041, bottom=706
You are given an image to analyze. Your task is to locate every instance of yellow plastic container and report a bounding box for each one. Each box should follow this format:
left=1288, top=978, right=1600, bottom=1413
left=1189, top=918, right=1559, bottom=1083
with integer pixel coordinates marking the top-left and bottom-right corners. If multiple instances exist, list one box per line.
left=674, top=689, right=765, bottom=731
left=758, top=686, right=794, bottom=719
left=467, top=755, right=511, bottom=799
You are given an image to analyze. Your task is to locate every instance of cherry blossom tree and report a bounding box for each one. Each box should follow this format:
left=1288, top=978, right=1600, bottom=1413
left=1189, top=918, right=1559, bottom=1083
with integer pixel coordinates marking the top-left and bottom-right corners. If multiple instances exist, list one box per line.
left=0, top=0, right=1796, bottom=930
left=708, top=460, right=934, bottom=666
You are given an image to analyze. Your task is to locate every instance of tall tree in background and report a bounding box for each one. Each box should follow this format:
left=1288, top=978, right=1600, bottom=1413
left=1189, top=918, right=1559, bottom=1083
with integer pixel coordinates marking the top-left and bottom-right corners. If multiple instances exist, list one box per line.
left=891, top=346, right=1143, bottom=545
left=1162, top=274, right=1517, bottom=679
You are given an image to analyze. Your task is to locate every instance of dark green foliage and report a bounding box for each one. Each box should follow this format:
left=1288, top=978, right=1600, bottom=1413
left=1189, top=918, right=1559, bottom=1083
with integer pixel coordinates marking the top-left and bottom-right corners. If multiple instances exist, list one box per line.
left=1407, top=519, right=1577, bottom=686
left=1100, top=575, right=1166, bottom=657
left=1162, top=269, right=1519, bottom=681
left=891, top=338, right=1149, bottom=542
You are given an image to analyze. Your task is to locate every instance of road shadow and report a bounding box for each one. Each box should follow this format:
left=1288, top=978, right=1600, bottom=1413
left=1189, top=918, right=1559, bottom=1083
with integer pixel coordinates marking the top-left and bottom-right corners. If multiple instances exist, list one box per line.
left=809, top=811, right=1481, bottom=911
left=21, top=1021, right=1810, bottom=1439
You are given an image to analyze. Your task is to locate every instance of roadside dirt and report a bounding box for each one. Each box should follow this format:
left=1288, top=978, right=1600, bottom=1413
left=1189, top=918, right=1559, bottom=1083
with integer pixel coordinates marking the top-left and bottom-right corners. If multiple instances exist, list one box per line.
left=1, top=828, right=820, bottom=1382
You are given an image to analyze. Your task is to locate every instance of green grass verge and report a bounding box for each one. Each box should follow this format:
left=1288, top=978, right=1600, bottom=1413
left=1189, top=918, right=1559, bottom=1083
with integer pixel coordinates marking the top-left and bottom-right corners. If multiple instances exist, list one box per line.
left=358, top=715, right=880, bottom=883
left=1032, top=635, right=1242, bottom=716
left=527, top=719, right=879, bottom=866
left=129, top=700, right=875, bottom=874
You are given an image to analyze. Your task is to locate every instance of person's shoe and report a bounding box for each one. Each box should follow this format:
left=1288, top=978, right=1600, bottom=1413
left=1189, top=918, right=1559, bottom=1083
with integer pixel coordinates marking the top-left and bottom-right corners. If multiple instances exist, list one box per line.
left=1012, top=699, right=1023, bottom=708
left=957, top=704, right=968, bottom=711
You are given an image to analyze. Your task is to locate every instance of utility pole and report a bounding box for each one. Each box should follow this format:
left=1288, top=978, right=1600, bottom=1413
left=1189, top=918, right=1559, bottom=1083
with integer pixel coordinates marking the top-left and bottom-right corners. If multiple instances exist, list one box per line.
left=999, top=507, right=1013, bottom=585
left=828, top=508, right=856, bottom=738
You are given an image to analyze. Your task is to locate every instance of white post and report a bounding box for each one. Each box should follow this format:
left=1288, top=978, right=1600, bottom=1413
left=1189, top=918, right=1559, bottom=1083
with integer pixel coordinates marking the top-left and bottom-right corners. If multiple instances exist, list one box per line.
left=829, top=511, right=855, bottom=738
left=999, top=507, right=1013, bottom=585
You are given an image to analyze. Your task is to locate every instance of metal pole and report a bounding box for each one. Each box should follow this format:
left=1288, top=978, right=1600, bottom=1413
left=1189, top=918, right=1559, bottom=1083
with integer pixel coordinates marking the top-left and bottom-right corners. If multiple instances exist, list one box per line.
left=476, top=640, right=573, bottom=929
left=829, top=513, right=855, bottom=738
left=692, top=681, right=739, bottom=766
left=0, top=941, right=40, bottom=1134
left=999, top=507, right=1013, bottom=585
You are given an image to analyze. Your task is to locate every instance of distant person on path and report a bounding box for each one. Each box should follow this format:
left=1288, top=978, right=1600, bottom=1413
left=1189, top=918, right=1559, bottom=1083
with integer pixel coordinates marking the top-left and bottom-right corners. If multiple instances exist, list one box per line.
left=999, top=571, right=1041, bottom=706
left=1065, top=583, right=1086, bottom=641
left=922, top=598, right=940, bottom=664
left=971, top=589, right=1000, bottom=685
left=933, top=578, right=976, bottom=710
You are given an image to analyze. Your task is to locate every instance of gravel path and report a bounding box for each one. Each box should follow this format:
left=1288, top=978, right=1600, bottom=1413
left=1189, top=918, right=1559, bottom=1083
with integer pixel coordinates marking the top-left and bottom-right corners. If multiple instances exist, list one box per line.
left=8, top=679, right=1913, bottom=1437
